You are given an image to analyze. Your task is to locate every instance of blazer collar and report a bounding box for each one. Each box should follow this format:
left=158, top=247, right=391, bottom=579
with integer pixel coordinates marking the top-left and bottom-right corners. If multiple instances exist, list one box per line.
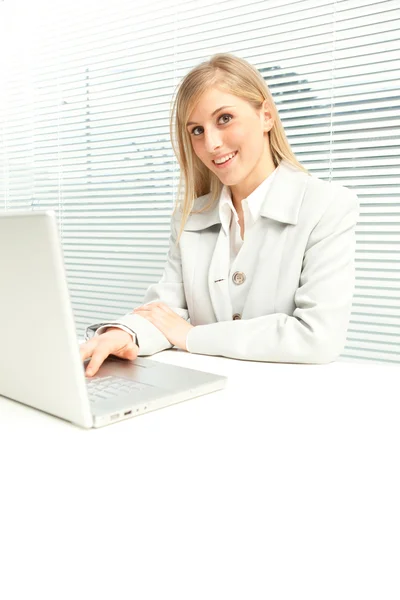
left=184, top=159, right=310, bottom=232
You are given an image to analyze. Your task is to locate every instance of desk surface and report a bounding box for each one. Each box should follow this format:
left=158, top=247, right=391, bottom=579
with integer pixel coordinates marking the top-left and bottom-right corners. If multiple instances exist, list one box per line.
left=1, top=351, right=399, bottom=600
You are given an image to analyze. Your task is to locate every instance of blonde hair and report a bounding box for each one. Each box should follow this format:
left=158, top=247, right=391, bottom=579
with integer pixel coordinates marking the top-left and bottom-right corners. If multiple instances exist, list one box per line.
left=169, top=53, right=309, bottom=241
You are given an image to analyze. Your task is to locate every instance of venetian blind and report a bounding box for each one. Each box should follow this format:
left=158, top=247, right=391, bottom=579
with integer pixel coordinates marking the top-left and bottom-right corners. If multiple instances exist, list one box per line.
left=0, top=0, right=399, bottom=363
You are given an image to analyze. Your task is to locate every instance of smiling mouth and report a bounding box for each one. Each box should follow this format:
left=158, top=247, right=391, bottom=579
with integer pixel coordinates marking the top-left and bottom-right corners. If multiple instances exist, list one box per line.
left=212, top=151, right=238, bottom=167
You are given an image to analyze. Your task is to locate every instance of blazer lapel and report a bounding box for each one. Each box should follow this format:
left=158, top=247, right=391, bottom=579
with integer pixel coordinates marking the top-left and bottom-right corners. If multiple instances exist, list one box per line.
left=241, top=161, right=310, bottom=317
left=184, top=192, right=233, bottom=322
left=259, top=159, right=309, bottom=225
left=207, top=225, right=233, bottom=321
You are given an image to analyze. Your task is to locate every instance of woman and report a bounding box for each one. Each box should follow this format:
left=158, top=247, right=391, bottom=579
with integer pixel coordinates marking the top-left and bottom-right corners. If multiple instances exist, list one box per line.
left=81, top=53, right=359, bottom=377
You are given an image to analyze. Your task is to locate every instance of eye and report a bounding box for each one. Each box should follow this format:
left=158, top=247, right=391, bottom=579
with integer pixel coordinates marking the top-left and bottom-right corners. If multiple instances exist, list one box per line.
left=190, top=113, right=233, bottom=136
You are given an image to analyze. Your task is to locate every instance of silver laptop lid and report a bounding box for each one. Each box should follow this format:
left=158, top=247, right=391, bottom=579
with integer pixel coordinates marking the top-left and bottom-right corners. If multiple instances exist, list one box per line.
left=0, top=210, right=92, bottom=427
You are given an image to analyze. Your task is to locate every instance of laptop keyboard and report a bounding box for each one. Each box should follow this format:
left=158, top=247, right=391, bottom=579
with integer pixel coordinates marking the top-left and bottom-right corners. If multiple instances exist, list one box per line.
left=86, top=375, right=149, bottom=403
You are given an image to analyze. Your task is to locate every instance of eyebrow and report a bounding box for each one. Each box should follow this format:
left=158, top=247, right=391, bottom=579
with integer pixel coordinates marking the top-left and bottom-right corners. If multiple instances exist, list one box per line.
left=187, top=105, right=236, bottom=127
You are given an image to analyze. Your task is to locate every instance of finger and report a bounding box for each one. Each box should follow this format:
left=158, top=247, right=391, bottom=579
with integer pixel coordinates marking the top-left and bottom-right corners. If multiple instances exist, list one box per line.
left=149, top=302, right=174, bottom=316
left=79, top=339, right=97, bottom=362
left=85, top=347, right=110, bottom=377
left=134, top=302, right=166, bottom=312
left=134, top=306, right=160, bottom=315
left=158, top=303, right=174, bottom=314
left=121, top=345, right=139, bottom=361
left=152, top=302, right=169, bottom=311
left=137, top=312, right=164, bottom=331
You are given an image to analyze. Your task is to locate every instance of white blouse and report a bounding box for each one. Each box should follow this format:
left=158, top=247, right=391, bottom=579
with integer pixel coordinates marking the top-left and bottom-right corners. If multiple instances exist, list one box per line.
left=219, top=167, right=278, bottom=266
left=218, top=167, right=278, bottom=318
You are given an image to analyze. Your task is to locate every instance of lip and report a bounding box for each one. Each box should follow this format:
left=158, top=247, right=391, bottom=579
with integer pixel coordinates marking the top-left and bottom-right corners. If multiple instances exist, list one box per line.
left=212, top=151, right=238, bottom=169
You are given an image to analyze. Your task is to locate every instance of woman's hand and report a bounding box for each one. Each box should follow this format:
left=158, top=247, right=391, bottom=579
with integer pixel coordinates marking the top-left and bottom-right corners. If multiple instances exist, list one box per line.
left=133, top=302, right=194, bottom=351
left=80, top=328, right=139, bottom=377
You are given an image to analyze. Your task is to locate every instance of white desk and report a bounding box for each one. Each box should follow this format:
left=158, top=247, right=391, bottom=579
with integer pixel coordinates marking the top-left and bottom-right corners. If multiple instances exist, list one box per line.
left=0, top=351, right=399, bottom=600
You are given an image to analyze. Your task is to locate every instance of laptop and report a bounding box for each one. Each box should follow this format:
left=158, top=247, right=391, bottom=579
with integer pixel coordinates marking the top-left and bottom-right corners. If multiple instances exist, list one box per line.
left=0, top=210, right=227, bottom=428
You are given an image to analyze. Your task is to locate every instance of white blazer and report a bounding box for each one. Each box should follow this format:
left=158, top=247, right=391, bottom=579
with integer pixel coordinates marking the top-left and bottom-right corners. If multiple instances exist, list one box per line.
left=86, top=159, right=359, bottom=364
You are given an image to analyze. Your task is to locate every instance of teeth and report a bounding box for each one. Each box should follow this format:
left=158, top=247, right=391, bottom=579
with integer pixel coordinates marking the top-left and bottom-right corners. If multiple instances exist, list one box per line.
left=214, top=151, right=236, bottom=165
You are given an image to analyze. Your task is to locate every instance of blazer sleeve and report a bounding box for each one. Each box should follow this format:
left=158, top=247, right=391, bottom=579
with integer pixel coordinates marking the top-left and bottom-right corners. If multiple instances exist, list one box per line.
left=186, top=187, right=360, bottom=364
left=85, top=210, right=189, bottom=356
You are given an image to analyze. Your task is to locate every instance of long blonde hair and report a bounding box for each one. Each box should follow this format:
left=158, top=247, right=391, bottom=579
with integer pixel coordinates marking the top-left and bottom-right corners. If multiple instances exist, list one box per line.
left=169, top=53, right=309, bottom=241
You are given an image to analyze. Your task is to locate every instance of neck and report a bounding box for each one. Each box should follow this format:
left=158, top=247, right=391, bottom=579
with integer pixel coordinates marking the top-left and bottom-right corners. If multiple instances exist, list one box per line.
left=231, top=162, right=276, bottom=212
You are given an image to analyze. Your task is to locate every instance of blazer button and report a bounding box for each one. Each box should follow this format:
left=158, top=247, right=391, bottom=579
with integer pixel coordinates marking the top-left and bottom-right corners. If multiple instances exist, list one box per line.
left=232, top=313, right=241, bottom=320
left=232, top=271, right=246, bottom=285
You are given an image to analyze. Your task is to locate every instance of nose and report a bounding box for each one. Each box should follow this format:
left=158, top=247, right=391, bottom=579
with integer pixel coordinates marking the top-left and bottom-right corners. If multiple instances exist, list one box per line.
left=204, top=128, right=222, bottom=154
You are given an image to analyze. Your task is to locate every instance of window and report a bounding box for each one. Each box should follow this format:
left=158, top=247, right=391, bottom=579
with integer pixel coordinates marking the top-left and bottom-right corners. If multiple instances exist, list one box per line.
left=1, top=0, right=399, bottom=363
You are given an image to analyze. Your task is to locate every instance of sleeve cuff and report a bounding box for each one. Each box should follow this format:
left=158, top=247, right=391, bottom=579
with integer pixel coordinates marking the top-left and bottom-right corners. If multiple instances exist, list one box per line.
left=85, top=322, right=139, bottom=347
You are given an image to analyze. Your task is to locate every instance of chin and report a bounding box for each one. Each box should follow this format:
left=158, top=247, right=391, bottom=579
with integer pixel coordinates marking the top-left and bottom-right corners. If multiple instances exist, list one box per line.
left=219, top=174, right=241, bottom=185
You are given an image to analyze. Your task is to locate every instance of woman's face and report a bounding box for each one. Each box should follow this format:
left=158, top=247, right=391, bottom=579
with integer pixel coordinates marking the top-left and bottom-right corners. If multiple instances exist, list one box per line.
left=186, top=86, right=274, bottom=198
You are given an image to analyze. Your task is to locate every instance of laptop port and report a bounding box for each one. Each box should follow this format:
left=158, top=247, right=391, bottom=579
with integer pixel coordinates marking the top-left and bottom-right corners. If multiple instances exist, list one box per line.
left=124, top=410, right=132, bottom=416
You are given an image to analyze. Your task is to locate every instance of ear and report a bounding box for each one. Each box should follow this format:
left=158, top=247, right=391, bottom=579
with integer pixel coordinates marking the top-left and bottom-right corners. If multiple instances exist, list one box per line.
left=261, top=100, right=274, bottom=132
